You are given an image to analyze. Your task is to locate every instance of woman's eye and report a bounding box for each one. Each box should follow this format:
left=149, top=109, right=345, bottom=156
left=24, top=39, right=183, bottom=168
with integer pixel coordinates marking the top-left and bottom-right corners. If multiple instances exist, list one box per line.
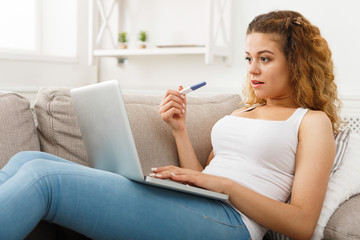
left=245, top=56, right=252, bottom=62
left=261, top=57, right=270, bottom=62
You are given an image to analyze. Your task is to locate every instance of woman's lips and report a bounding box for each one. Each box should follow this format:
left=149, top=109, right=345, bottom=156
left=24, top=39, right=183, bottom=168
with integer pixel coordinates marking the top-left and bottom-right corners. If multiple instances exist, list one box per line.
left=251, top=80, right=264, bottom=88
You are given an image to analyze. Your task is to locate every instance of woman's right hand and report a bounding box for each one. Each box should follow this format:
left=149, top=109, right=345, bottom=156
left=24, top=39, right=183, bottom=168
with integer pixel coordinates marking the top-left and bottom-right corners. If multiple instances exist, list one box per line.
left=159, top=87, right=186, bottom=132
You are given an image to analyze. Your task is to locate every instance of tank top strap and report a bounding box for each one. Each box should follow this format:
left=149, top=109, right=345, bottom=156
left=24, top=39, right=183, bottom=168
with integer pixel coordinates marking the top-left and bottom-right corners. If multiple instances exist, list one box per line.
left=232, top=106, right=257, bottom=114
left=287, top=107, right=309, bottom=129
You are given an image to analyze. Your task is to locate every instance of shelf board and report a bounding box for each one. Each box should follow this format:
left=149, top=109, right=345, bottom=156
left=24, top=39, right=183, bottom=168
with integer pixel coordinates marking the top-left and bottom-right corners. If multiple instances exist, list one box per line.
left=93, top=47, right=207, bottom=57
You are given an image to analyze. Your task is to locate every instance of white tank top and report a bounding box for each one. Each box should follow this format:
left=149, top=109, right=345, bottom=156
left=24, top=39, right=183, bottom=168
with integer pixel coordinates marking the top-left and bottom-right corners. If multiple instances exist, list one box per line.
left=203, top=107, right=309, bottom=240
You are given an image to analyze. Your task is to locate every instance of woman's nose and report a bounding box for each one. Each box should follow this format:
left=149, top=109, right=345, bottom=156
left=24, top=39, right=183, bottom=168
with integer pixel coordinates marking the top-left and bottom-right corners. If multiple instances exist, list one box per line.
left=248, top=61, right=260, bottom=75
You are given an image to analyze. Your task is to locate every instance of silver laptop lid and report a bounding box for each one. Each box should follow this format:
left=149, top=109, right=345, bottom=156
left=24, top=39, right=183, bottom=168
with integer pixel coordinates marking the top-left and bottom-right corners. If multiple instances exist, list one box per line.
left=70, top=80, right=145, bottom=182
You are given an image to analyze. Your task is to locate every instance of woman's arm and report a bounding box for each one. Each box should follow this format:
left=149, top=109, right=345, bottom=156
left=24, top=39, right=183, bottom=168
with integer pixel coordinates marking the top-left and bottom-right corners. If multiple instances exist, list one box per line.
left=172, top=129, right=204, bottom=171
left=159, top=89, right=204, bottom=171
left=155, top=110, right=335, bottom=239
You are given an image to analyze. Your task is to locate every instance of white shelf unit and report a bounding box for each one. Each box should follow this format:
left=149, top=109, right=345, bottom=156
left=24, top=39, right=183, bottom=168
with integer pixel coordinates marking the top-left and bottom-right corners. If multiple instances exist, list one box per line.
left=88, top=0, right=233, bottom=65
left=93, top=47, right=206, bottom=57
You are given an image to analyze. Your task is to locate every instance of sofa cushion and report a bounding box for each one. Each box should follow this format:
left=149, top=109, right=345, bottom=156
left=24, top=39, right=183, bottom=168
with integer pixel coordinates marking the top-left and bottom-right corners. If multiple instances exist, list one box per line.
left=0, top=92, right=40, bottom=168
left=34, top=88, right=89, bottom=166
left=331, top=128, right=351, bottom=177
left=34, top=88, right=241, bottom=175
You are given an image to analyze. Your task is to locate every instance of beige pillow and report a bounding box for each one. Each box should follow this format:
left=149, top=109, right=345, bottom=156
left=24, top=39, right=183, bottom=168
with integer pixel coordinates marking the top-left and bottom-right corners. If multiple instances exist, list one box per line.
left=0, top=92, right=40, bottom=168
left=34, top=88, right=89, bottom=166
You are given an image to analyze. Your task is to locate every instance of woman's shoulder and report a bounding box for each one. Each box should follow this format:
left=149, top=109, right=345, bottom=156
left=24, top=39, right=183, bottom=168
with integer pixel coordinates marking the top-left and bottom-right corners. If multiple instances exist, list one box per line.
left=303, top=109, right=330, bottom=123
left=300, top=109, right=333, bottom=134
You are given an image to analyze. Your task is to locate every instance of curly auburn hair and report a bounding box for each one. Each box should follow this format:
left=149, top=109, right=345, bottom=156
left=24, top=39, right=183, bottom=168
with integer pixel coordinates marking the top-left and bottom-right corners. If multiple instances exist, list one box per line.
left=243, top=10, right=342, bottom=133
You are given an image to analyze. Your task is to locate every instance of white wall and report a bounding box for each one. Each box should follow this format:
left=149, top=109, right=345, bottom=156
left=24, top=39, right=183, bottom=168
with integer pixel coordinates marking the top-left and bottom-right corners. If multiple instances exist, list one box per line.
left=99, top=0, right=360, bottom=99
left=1, top=0, right=359, bottom=102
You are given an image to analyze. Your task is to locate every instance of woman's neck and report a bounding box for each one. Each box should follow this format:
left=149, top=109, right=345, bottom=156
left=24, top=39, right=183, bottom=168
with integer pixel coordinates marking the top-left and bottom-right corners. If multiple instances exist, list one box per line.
left=264, top=98, right=298, bottom=108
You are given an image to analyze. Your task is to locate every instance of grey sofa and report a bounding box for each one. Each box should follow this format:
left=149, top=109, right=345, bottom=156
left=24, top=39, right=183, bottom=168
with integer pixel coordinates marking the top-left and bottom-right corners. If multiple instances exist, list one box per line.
left=0, top=87, right=359, bottom=239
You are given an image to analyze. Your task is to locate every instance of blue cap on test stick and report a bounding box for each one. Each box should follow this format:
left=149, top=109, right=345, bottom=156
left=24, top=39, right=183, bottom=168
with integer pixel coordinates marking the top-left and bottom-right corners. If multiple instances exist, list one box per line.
left=190, top=81, right=207, bottom=91
left=180, top=81, right=207, bottom=94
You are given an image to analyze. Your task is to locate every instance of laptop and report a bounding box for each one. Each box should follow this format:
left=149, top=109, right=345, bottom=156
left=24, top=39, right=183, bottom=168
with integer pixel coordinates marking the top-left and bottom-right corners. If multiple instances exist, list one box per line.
left=70, top=80, right=228, bottom=201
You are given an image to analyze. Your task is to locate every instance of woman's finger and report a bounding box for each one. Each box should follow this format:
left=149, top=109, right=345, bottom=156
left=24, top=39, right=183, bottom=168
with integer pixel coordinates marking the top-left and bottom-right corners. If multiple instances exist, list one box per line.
left=149, top=170, right=177, bottom=179
left=159, top=99, right=184, bottom=115
left=151, top=165, right=178, bottom=173
left=159, top=89, right=184, bottom=108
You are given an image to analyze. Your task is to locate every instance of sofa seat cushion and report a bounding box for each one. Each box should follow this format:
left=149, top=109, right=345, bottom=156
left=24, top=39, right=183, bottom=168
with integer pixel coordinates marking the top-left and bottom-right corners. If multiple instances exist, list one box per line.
left=0, top=92, right=40, bottom=168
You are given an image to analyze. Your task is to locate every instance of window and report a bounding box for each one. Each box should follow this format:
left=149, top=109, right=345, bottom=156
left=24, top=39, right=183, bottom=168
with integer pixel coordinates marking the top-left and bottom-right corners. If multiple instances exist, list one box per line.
left=0, top=0, right=77, bottom=60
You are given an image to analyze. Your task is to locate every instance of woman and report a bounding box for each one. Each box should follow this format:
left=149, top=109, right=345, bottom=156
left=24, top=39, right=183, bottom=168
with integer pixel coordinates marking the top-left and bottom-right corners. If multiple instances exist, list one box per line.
left=158, top=10, right=341, bottom=239
left=0, top=10, right=341, bottom=240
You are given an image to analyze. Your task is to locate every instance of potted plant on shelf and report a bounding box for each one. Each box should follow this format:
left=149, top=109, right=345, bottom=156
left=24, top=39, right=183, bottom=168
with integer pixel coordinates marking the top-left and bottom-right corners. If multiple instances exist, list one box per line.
left=118, top=32, right=128, bottom=49
left=138, top=30, right=147, bottom=49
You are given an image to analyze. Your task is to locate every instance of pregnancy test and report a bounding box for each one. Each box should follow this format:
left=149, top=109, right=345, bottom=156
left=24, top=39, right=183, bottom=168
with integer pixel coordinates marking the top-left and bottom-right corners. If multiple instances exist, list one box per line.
left=179, top=81, right=207, bottom=94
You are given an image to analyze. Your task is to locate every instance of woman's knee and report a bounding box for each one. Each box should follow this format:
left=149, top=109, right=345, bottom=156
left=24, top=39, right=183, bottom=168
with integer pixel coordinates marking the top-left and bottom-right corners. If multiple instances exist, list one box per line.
left=10, top=151, right=73, bottom=166
left=10, top=151, right=46, bottom=162
left=5, top=151, right=47, bottom=170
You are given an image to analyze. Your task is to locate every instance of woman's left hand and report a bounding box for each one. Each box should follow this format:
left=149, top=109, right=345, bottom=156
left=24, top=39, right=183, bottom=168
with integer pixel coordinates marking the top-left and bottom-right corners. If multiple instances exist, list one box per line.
left=150, top=166, right=233, bottom=195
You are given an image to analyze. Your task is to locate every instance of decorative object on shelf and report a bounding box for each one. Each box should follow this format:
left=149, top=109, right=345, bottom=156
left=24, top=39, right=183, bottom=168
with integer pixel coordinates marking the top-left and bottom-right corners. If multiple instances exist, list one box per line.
left=118, top=32, right=128, bottom=49
left=138, top=31, right=148, bottom=49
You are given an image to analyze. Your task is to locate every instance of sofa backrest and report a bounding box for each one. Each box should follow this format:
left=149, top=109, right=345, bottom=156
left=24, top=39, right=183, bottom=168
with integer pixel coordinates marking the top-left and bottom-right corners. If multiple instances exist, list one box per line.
left=6, top=88, right=241, bottom=176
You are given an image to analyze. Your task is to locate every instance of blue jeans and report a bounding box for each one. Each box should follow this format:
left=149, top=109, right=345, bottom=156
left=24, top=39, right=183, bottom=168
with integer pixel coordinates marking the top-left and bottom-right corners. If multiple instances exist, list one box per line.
left=0, top=151, right=250, bottom=240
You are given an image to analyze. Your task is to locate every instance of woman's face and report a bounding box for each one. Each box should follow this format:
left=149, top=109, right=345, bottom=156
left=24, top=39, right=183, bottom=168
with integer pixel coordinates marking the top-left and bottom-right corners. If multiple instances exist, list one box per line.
left=246, top=32, right=293, bottom=102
